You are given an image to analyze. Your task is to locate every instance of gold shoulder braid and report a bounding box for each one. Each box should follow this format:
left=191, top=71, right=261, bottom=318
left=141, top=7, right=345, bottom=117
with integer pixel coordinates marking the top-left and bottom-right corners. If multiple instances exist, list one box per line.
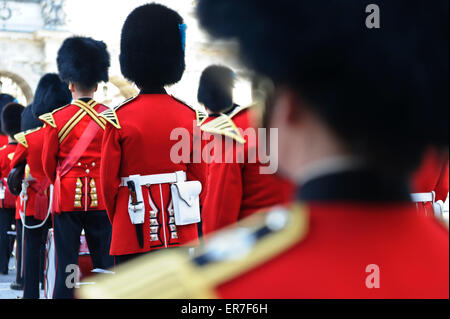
left=77, top=204, right=308, bottom=299
left=38, top=104, right=69, bottom=129
left=98, top=95, right=140, bottom=130
left=99, top=108, right=121, bottom=129
left=200, top=105, right=252, bottom=144
left=14, top=132, right=28, bottom=148
left=38, top=113, right=57, bottom=128
left=196, top=108, right=209, bottom=126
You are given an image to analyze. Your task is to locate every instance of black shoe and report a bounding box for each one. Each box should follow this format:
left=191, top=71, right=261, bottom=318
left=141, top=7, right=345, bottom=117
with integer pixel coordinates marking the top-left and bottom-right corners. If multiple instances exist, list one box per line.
left=10, top=282, right=23, bottom=291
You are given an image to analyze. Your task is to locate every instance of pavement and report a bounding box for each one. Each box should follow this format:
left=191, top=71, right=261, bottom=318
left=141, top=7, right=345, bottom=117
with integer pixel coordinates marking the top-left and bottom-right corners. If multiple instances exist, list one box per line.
left=0, top=257, right=44, bottom=299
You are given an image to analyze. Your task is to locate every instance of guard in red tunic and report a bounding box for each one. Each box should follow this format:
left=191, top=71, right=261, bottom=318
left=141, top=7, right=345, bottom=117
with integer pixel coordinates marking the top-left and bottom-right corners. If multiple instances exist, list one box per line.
left=40, top=37, right=113, bottom=299
left=78, top=0, right=449, bottom=300
left=0, top=102, right=23, bottom=288
left=11, top=74, right=72, bottom=299
left=198, top=65, right=294, bottom=235
left=100, top=4, right=208, bottom=265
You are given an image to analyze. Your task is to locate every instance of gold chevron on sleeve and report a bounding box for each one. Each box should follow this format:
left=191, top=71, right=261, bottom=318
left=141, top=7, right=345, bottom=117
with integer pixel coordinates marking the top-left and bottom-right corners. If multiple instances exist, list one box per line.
left=200, top=114, right=246, bottom=144
left=38, top=113, right=57, bottom=128
left=196, top=109, right=208, bottom=126
left=14, top=132, right=28, bottom=148
left=99, top=108, right=121, bottom=129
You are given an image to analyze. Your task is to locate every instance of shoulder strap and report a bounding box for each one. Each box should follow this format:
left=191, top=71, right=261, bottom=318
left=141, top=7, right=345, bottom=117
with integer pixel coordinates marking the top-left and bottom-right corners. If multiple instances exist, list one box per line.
left=200, top=105, right=252, bottom=144
left=77, top=204, right=309, bottom=299
left=99, top=95, right=140, bottom=129
left=14, top=132, right=28, bottom=148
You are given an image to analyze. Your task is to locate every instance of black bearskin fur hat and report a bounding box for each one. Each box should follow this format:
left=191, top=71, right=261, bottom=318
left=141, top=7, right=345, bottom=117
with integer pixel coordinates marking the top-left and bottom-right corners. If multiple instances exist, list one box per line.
left=0, top=93, right=16, bottom=134
left=120, top=3, right=186, bottom=89
left=1, top=102, right=24, bottom=137
left=57, top=36, right=110, bottom=90
left=198, top=65, right=235, bottom=113
left=31, top=73, right=72, bottom=118
left=21, top=105, right=42, bottom=132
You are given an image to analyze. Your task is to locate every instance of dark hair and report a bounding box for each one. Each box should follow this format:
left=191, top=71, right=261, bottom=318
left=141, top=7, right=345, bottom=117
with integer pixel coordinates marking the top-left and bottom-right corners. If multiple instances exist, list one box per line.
left=1, top=102, right=24, bottom=137
left=57, top=36, right=110, bottom=90
left=31, top=73, right=72, bottom=118
left=120, top=3, right=185, bottom=89
left=197, top=0, right=449, bottom=176
left=198, top=65, right=235, bottom=113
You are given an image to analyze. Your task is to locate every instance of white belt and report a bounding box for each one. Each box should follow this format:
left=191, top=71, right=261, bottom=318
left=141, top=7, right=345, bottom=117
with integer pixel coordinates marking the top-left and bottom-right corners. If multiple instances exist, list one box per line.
left=411, top=192, right=435, bottom=203
left=120, top=171, right=186, bottom=187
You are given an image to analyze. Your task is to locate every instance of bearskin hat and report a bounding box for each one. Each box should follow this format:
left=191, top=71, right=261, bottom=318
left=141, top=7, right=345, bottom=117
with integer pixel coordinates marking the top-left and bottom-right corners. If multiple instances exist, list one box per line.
left=1, top=102, right=24, bottom=137
left=120, top=3, right=186, bottom=89
left=31, top=73, right=72, bottom=118
left=21, top=105, right=42, bottom=132
left=198, top=65, right=235, bottom=113
left=197, top=0, right=449, bottom=176
left=57, top=36, right=110, bottom=90
left=0, top=93, right=16, bottom=134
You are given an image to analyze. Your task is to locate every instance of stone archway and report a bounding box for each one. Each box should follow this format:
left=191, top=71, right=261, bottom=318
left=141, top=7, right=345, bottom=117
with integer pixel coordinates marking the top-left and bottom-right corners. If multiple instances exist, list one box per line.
left=0, top=70, right=34, bottom=105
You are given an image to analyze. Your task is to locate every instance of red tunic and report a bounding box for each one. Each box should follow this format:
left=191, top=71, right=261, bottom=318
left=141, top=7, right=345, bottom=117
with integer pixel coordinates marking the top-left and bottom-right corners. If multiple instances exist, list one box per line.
left=0, top=143, right=17, bottom=210
left=100, top=94, right=208, bottom=256
left=40, top=99, right=107, bottom=213
left=201, top=106, right=294, bottom=235
left=0, top=135, right=8, bottom=147
left=216, top=202, right=449, bottom=299
left=11, top=127, right=51, bottom=220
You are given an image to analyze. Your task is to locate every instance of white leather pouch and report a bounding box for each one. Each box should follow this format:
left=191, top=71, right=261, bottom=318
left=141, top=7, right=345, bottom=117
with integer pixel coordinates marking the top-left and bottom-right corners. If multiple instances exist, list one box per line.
left=170, top=180, right=202, bottom=226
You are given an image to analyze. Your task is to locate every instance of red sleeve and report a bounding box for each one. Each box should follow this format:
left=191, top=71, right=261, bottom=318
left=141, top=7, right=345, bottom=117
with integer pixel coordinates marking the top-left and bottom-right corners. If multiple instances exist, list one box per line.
left=100, top=123, right=122, bottom=222
left=435, top=160, right=449, bottom=202
left=186, top=125, right=209, bottom=205
left=10, top=144, right=28, bottom=169
left=41, top=125, right=60, bottom=183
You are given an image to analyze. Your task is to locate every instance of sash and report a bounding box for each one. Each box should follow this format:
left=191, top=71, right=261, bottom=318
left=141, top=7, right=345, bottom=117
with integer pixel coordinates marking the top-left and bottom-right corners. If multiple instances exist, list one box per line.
left=53, top=105, right=107, bottom=214
left=29, top=177, right=52, bottom=220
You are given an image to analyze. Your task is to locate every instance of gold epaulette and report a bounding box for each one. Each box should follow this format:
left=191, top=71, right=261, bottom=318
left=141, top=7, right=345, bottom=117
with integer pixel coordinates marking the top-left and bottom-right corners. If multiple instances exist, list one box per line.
left=77, top=204, right=308, bottom=299
left=38, top=104, right=69, bottom=129
left=196, top=108, right=209, bottom=126
left=38, top=113, right=56, bottom=128
left=14, top=127, right=42, bottom=148
left=14, top=132, right=28, bottom=148
left=99, top=108, right=121, bottom=129
left=200, top=105, right=252, bottom=144
left=98, top=96, right=139, bottom=129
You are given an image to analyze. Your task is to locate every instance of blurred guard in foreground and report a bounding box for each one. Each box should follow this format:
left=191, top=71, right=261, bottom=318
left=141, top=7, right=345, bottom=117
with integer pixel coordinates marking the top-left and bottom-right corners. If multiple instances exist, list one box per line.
left=79, top=0, right=448, bottom=298
left=100, top=4, right=207, bottom=264
left=40, top=37, right=113, bottom=298
left=0, top=103, right=23, bottom=287
left=199, top=65, right=294, bottom=235
left=11, top=74, right=71, bottom=299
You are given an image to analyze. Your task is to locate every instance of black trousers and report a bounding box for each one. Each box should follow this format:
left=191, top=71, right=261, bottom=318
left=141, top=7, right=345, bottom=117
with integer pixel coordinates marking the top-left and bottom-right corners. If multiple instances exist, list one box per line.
left=23, top=216, right=50, bottom=299
left=53, top=210, right=113, bottom=299
left=0, top=208, right=14, bottom=274
left=15, top=219, right=24, bottom=285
